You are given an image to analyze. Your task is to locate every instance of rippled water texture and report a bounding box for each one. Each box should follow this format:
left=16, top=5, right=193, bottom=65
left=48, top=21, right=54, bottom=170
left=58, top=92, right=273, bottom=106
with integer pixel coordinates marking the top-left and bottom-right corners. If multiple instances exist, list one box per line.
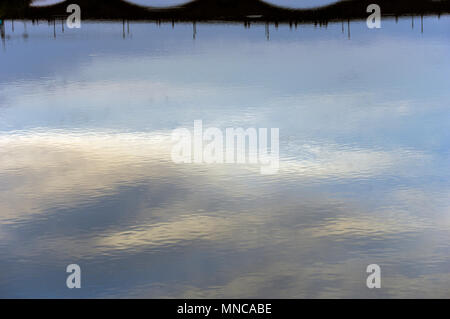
left=0, top=17, right=449, bottom=298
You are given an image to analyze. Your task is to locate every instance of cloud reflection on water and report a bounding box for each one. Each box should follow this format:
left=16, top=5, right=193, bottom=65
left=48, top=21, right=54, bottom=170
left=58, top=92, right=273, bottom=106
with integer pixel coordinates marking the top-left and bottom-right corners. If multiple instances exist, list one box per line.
left=0, top=18, right=449, bottom=298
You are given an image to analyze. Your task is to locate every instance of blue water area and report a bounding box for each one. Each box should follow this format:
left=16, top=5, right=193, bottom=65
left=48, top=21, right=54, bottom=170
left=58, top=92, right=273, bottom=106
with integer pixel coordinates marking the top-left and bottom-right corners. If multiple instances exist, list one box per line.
left=0, top=16, right=449, bottom=298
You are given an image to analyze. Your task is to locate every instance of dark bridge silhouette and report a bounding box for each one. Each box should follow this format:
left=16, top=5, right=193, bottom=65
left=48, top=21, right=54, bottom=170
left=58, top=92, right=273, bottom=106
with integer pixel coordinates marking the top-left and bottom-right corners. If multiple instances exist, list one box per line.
left=1, top=0, right=449, bottom=22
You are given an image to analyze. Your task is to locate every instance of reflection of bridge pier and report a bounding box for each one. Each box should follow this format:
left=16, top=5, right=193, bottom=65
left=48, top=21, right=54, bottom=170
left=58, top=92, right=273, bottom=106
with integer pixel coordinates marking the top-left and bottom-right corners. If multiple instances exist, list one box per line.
left=347, top=19, right=350, bottom=39
left=51, top=15, right=67, bottom=38
left=23, top=21, right=28, bottom=38
left=1, top=19, right=5, bottom=47
left=193, top=21, right=196, bottom=39
left=122, top=20, right=131, bottom=39
left=421, top=15, right=424, bottom=33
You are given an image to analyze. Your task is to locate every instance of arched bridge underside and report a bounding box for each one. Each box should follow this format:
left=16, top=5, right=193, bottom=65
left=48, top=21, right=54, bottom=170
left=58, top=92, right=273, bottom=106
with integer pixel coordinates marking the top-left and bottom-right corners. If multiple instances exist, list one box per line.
left=1, top=0, right=449, bottom=23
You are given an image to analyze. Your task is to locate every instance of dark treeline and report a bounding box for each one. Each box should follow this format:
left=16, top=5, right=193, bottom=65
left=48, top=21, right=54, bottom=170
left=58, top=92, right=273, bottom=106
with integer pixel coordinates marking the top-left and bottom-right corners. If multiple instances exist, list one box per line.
left=0, top=0, right=449, bottom=22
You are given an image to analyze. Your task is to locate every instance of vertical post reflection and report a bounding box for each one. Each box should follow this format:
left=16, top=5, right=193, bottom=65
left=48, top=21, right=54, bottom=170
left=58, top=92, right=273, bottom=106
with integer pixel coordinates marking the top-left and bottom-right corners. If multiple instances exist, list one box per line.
left=347, top=19, right=350, bottom=39
left=193, top=21, right=196, bottom=39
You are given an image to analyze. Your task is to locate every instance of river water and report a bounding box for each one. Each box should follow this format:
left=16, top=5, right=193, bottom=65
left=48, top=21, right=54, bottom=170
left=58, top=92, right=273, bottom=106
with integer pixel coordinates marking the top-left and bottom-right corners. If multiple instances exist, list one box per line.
left=0, top=16, right=449, bottom=297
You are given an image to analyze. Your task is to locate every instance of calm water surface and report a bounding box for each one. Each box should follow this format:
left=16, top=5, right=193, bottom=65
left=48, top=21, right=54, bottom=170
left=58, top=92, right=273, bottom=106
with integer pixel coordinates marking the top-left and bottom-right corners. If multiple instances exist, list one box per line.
left=0, top=17, right=449, bottom=298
